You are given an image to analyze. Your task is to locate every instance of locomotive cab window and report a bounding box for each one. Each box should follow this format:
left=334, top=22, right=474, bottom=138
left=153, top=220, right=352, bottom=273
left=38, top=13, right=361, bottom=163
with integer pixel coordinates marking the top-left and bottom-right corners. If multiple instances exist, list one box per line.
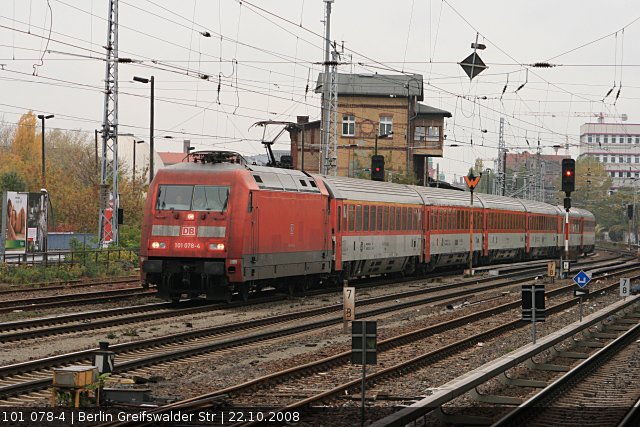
left=155, top=185, right=230, bottom=212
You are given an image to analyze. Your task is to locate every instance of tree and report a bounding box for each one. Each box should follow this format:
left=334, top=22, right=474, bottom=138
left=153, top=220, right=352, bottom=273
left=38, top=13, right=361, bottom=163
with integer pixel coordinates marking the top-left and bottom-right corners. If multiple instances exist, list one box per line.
left=0, top=171, right=28, bottom=219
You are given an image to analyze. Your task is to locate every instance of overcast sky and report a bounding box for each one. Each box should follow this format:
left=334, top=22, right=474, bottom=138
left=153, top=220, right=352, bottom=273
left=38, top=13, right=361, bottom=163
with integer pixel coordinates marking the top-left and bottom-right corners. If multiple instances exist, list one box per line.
left=2, top=0, right=640, bottom=180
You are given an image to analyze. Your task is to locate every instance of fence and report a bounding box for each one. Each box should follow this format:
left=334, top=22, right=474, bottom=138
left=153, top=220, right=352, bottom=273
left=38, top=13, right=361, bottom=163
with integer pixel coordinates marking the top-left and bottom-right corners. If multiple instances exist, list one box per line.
left=1, top=248, right=139, bottom=267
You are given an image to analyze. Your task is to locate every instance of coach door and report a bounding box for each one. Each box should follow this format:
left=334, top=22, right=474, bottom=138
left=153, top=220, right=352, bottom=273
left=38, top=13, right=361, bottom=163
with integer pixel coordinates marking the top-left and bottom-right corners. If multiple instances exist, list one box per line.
left=333, top=200, right=343, bottom=270
left=249, top=191, right=259, bottom=264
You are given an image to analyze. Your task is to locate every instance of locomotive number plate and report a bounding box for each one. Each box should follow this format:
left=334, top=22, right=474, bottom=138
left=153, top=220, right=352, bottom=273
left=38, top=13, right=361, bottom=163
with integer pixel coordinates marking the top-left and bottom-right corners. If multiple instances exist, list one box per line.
left=174, top=241, right=201, bottom=249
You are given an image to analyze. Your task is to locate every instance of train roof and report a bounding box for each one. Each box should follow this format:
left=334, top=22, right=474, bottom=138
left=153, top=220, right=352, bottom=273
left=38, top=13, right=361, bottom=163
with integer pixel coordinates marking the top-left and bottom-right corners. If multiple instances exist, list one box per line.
left=317, top=175, right=424, bottom=204
left=409, top=186, right=485, bottom=208
left=247, top=165, right=321, bottom=193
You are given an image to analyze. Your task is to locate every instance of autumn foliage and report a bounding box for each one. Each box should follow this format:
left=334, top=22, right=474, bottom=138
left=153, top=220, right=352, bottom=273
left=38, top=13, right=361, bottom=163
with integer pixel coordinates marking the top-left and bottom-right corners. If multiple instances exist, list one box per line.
left=0, top=112, right=146, bottom=243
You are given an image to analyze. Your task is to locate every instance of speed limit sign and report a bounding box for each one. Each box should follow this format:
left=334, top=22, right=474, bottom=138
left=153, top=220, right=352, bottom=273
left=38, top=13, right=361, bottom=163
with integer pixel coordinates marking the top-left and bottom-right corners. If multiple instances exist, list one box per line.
left=620, top=278, right=630, bottom=297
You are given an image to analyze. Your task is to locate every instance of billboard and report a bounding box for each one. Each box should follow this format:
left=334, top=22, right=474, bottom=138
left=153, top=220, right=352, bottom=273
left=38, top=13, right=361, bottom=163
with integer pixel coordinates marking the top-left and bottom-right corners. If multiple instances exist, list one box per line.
left=27, top=192, right=48, bottom=252
left=3, top=191, right=27, bottom=253
left=2, top=191, right=49, bottom=255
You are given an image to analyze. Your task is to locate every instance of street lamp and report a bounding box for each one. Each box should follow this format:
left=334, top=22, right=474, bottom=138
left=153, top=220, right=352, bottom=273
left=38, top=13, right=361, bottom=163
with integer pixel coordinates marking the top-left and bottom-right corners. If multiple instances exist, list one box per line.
left=132, top=140, right=144, bottom=182
left=37, top=114, right=54, bottom=187
left=133, top=75, right=155, bottom=181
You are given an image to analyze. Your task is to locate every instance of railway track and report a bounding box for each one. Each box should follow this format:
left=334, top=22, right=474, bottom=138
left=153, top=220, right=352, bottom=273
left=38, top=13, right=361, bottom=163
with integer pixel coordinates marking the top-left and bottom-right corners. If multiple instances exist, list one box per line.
left=0, top=276, right=139, bottom=298
left=0, top=287, right=157, bottom=314
left=0, top=256, right=625, bottom=344
left=493, top=320, right=640, bottom=427
left=0, top=257, right=634, bottom=411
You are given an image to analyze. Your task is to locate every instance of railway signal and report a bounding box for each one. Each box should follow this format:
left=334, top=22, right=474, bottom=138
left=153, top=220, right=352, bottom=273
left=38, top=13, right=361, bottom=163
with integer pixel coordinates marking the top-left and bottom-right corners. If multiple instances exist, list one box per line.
left=561, top=158, right=575, bottom=269
left=371, top=155, right=385, bottom=181
left=561, top=158, right=575, bottom=194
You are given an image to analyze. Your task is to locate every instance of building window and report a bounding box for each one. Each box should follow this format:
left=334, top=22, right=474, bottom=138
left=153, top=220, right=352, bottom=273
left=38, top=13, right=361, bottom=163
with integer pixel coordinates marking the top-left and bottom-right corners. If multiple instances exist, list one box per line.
left=595, top=136, right=600, bottom=145
left=415, top=126, right=425, bottom=141
left=636, top=156, right=639, bottom=163
left=636, top=136, right=640, bottom=144
left=602, top=156, right=607, bottom=163
left=628, top=156, right=632, bottom=163
left=619, top=171, right=624, bottom=178
left=587, top=135, right=593, bottom=143
left=620, top=156, right=624, bottom=163
left=611, top=171, right=615, bottom=177
left=379, top=116, right=393, bottom=136
left=628, top=171, right=632, bottom=177
left=342, top=115, right=355, bottom=136
left=611, top=156, right=615, bottom=163
left=427, top=126, right=440, bottom=137
left=604, top=135, right=609, bottom=144
left=629, top=137, right=634, bottom=144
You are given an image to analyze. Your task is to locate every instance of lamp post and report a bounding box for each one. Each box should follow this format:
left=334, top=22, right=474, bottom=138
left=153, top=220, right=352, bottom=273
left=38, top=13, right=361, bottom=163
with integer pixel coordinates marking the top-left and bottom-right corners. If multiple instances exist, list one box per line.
left=37, top=114, right=54, bottom=187
left=133, top=75, right=155, bottom=181
left=132, top=140, right=144, bottom=182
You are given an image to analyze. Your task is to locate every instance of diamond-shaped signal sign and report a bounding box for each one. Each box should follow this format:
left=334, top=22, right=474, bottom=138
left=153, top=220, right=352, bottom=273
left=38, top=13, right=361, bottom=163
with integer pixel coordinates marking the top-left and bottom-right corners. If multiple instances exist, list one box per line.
left=459, top=52, right=487, bottom=80
left=573, top=270, right=591, bottom=288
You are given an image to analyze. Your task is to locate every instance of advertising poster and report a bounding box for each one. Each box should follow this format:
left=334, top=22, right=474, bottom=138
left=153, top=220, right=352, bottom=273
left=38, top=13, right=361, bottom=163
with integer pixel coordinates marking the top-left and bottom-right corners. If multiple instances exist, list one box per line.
left=27, top=192, right=47, bottom=252
left=4, top=191, right=27, bottom=253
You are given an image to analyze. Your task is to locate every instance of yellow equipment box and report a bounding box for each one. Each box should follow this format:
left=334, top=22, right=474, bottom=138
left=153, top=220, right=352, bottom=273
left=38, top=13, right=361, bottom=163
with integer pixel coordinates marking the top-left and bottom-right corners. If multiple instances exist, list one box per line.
left=53, top=366, right=98, bottom=387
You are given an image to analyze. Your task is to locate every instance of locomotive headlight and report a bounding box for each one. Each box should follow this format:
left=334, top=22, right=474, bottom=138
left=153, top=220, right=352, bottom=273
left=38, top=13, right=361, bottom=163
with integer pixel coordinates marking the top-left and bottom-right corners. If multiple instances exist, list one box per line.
left=150, top=241, right=166, bottom=249
left=208, top=243, right=225, bottom=251
left=186, top=213, right=195, bottom=220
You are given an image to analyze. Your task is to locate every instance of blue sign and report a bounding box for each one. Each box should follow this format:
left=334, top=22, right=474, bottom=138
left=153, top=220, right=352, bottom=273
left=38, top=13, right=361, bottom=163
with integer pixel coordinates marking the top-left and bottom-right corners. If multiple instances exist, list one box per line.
left=573, top=270, right=591, bottom=288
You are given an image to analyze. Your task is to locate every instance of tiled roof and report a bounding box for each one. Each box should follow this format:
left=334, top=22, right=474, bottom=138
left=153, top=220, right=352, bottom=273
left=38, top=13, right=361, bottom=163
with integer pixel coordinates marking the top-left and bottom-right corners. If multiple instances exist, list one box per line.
left=315, top=73, right=424, bottom=100
left=416, top=103, right=451, bottom=117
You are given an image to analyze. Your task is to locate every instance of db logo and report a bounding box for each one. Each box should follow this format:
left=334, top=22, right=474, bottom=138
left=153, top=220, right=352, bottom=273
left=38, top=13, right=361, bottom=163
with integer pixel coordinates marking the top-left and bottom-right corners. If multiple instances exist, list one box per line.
left=181, top=226, right=196, bottom=236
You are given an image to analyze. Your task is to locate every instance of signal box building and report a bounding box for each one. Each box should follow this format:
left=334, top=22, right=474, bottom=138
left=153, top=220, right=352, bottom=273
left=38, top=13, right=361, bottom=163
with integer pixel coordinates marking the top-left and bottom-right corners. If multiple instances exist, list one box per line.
left=579, top=121, right=640, bottom=188
left=287, top=73, right=450, bottom=184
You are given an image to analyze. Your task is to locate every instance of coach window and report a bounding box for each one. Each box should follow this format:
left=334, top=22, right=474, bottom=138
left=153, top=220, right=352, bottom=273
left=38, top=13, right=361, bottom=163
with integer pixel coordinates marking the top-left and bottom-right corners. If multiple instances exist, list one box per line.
left=377, top=206, right=383, bottom=231
left=370, top=206, right=377, bottom=231
left=348, top=205, right=355, bottom=232
left=396, top=208, right=402, bottom=231
left=364, top=206, right=370, bottom=231
left=356, top=205, right=363, bottom=231
left=383, top=206, right=389, bottom=230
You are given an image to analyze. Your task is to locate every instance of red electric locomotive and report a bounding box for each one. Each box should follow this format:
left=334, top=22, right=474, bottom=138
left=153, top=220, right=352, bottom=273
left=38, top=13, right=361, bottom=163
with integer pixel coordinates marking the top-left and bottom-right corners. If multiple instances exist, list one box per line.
left=140, top=151, right=331, bottom=302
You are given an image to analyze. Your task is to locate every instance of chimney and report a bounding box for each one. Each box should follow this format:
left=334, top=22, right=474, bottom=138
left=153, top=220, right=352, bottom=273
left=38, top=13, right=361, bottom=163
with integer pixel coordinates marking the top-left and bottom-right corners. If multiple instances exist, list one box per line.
left=183, top=140, right=191, bottom=153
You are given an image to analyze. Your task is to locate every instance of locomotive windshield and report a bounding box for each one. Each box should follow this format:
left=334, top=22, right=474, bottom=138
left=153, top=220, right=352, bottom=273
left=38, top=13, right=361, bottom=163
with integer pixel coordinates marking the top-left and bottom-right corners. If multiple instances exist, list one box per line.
left=155, top=185, right=230, bottom=212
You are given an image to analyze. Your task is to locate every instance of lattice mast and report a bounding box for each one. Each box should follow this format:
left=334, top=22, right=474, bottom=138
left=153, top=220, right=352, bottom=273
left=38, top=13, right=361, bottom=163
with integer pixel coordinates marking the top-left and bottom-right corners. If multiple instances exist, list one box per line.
left=320, top=0, right=334, bottom=175
left=98, top=0, right=119, bottom=246
left=327, top=45, right=340, bottom=176
left=496, top=117, right=506, bottom=196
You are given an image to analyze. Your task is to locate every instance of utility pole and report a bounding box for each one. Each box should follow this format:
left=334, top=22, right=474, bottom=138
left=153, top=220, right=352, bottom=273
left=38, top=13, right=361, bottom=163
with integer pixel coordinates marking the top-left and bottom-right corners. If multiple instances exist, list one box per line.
left=98, top=0, right=119, bottom=247
left=321, top=0, right=334, bottom=175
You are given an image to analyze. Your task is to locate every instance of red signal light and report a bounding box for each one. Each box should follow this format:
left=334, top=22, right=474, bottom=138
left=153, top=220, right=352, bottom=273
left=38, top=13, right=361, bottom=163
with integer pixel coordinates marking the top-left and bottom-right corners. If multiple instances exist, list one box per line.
left=565, top=170, right=572, bottom=176
left=375, top=167, right=380, bottom=172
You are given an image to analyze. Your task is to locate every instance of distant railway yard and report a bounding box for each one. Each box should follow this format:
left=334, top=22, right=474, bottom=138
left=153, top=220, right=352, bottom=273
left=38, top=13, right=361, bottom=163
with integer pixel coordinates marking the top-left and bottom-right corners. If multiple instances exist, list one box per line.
left=0, top=249, right=637, bottom=426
